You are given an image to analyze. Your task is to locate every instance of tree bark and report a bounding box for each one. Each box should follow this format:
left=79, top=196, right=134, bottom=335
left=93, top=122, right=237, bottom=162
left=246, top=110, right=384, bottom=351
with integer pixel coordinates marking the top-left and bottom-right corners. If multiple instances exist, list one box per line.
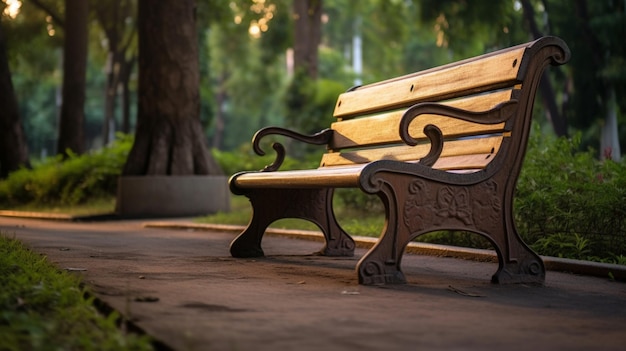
left=600, top=89, right=621, bottom=161
left=123, top=0, right=221, bottom=176
left=520, top=0, right=568, bottom=137
left=0, top=23, right=30, bottom=178
left=57, top=0, right=88, bottom=156
left=212, top=72, right=227, bottom=150
left=293, top=0, right=322, bottom=79
left=120, top=54, right=136, bottom=134
left=94, top=0, right=137, bottom=143
left=102, top=51, right=118, bottom=145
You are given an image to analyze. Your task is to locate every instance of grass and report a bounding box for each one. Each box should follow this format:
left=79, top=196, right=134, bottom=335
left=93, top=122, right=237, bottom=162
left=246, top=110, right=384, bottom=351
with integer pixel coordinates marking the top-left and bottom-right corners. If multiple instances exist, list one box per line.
left=195, top=195, right=386, bottom=236
left=0, top=233, right=154, bottom=351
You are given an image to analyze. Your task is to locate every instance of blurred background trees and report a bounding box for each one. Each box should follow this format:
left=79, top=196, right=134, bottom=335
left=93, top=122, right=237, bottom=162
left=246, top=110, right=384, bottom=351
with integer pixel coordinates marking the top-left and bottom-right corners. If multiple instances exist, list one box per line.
left=0, top=0, right=624, bottom=177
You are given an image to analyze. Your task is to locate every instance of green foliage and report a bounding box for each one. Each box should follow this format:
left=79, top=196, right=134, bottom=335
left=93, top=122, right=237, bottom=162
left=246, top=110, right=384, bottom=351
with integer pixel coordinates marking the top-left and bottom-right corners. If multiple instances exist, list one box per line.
left=212, top=143, right=321, bottom=176
left=0, top=234, right=153, bottom=350
left=0, top=134, right=133, bottom=207
left=531, top=233, right=591, bottom=260
left=284, top=70, right=348, bottom=135
left=547, top=0, right=626, bottom=133
left=335, top=188, right=384, bottom=213
left=418, top=0, right=518, bottom=58
left=416, top=231, right=492, bottom=250
left=515, top=125, right=626, bottom=260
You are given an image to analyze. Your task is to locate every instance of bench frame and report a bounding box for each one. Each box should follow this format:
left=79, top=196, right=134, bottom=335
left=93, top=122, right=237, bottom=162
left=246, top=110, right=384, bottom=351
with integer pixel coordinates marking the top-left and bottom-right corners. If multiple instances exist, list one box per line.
left=229, top=37, right=570, bottom=285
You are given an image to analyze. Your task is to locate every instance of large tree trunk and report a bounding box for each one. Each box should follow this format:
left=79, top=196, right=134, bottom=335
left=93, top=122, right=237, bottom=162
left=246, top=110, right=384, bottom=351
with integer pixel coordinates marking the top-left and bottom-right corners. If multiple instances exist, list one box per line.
left=57, top=0, right=88, bottom=156
left=0, top=23, right=30, bottom=178
left=293, top=0, right=322, bottom=79
left=123, top=0, right=221, bottom=176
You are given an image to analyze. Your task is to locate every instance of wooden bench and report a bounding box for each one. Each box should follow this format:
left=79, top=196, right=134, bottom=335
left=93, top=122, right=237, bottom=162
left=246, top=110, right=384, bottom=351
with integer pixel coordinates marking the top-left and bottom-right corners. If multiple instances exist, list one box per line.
left=229, top=36, right=570, bottom=285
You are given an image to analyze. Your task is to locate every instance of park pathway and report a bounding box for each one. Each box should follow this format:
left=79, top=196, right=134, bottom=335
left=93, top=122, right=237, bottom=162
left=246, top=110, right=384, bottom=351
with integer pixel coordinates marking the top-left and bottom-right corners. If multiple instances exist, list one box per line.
left=1, top=216, right=625, bottom=351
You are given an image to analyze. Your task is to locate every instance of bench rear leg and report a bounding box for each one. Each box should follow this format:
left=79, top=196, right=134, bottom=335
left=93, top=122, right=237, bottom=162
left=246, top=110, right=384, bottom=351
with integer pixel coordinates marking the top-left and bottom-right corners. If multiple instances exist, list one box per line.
left=489, top=220, right=545, bottom=285
left=470, top=182, right=545, bottom=284
left=230, top=188, right=355, bottom=258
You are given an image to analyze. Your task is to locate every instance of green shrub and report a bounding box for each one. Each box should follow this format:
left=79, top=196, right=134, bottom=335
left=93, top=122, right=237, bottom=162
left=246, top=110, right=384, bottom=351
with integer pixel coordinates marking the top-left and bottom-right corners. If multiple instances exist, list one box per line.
left=416, top=231, right=492, bottom=249
left=0, top=134, right=133, bottom=207
left=515, top=125, right=626, bottom=261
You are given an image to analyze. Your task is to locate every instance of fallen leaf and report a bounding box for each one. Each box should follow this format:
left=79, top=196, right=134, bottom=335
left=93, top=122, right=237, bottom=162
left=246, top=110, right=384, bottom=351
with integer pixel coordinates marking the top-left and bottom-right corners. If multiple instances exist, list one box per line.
left=447, top=285, right=485, bottom=298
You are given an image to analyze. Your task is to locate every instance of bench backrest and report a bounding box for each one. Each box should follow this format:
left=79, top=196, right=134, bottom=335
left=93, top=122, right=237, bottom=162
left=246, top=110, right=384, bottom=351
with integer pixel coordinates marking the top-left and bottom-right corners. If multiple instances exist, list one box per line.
left=320, top=37, right=570, bottom=173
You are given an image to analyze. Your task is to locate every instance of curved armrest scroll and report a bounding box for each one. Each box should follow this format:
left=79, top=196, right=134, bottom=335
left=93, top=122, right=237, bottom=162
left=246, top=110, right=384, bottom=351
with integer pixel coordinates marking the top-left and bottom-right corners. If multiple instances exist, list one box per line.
left=252, top=127, right=333, bottom=172
left=399, top=100, right=518, bottom=167
left=400, top=100, right=519, bottom=146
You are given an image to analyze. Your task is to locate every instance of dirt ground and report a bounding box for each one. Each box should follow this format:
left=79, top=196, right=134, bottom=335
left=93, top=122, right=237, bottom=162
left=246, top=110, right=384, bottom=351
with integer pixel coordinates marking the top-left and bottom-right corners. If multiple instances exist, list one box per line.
left=2, top=216, right=625, bottom=351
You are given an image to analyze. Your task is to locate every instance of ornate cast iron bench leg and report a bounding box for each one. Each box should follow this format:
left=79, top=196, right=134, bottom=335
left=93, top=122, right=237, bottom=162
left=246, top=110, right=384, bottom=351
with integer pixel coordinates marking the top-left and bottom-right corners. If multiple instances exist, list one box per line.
left=485, top=194, right=545, bottom=284
left=356, top=173, right=413, bottom=285
left=355, top=170, right=545, bottom=285
left=230, top=188, right=355, bottom=258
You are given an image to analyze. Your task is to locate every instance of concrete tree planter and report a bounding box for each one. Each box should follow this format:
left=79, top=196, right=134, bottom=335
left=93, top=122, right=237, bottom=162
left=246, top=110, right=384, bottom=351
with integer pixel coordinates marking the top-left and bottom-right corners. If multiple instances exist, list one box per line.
left=116, top=175, right=230, bottom=218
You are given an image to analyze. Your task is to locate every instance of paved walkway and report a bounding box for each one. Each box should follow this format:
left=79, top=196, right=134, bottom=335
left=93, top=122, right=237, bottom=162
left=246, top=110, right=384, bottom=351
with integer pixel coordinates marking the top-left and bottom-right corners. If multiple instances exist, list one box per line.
left=2, top=216, right=625, bottom=351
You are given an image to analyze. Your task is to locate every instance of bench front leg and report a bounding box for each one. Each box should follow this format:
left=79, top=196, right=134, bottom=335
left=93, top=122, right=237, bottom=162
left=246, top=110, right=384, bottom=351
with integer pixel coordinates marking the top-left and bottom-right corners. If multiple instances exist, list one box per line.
left=356, top=165, right=545, bottom=285
left=230, top=188, right=355, bottom=258
left=356, top=177, right=411, bottom=285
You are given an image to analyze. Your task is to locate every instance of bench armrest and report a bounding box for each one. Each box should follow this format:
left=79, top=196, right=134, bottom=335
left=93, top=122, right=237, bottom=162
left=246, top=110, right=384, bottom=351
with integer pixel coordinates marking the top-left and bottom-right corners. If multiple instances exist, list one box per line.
left=399, top=100, right=519, bottom=166
left=252, top=127, right=333, bottom=172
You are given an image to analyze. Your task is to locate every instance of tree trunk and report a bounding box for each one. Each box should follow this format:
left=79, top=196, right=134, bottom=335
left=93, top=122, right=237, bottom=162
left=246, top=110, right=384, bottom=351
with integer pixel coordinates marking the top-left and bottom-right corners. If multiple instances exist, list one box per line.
left=123, top=0, right=221, bottom=176
left=293, top=0, right=322, bottom=79
left=600, top=89, right=621, bottom=161
left=0, top=23, right=30, bottom=178
left=94, top=0, right=137, bottom=141
left=57, top=0, right=88, bottom=156
left=102, top=51, right=118, bottom=145
left=120, top=55, right=136, bottom=134
left=212, top=72, right=227, bottom=149
left=520, top=0, right=568, bottom=137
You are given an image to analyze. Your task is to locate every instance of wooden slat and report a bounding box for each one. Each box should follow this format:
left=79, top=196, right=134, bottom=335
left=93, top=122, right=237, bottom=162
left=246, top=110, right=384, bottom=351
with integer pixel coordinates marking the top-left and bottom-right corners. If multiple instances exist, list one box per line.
left=234, top=165, right=365, bottom=188
left=333, top=47, right=525, bottom=119
left=234, top=151, right=495, bottom=189
left=321, top=135, right=503, bottom=167
left=432, top=154, right=494, bottom=171
left=329, top=90, right=513, bottom=150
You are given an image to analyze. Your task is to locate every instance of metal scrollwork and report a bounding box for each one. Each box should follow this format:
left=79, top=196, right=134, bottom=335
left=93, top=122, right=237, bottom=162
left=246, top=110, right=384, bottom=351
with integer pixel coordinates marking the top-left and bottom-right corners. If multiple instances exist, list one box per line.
left=251, top=127, right=333, bottom=172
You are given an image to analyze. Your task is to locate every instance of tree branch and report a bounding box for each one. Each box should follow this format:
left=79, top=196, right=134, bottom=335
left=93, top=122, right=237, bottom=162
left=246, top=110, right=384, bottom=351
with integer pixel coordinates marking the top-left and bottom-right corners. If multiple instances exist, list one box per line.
left=28, top=0, right=65, bottom=28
